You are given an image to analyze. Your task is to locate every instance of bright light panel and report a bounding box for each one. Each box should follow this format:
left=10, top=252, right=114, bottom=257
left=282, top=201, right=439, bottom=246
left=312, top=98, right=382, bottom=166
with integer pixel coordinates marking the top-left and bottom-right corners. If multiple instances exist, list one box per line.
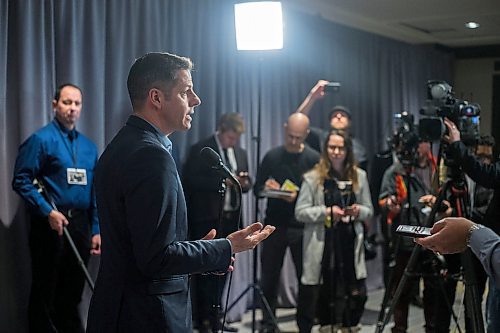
left=234, top=2, right=283, bottom=51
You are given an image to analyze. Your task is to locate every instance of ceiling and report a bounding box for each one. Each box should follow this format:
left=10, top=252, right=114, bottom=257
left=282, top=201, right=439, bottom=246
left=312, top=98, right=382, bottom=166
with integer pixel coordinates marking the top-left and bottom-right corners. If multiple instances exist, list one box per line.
left=286, top=0, right=500, bottom=48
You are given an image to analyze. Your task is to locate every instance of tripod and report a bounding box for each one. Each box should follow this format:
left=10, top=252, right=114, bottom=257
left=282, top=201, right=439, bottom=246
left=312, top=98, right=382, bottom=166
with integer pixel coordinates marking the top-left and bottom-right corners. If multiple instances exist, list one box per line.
left=375, top=171, right=484, bottom=333
left=225, top=59, right=280, bottom=333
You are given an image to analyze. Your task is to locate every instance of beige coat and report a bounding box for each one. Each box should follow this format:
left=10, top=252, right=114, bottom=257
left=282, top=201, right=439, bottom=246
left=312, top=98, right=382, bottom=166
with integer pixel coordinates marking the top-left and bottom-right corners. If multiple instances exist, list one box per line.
left=295, top=167, right=373, bottom=285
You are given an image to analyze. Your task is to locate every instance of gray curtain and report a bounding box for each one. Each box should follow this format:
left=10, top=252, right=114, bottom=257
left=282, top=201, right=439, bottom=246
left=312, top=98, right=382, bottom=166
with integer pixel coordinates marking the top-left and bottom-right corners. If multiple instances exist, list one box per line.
left=0, top=1, right=453, bottom=331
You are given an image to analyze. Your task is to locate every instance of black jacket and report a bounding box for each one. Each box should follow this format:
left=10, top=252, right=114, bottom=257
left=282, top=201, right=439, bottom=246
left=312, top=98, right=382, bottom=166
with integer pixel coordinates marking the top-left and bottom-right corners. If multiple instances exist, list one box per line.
left=449, top=141, right=500, bottom=235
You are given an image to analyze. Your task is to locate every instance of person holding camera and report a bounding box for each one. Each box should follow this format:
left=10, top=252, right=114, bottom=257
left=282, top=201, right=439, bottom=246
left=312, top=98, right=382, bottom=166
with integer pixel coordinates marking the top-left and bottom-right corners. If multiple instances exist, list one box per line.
left=460, top=134, right=496, bottom=332
left=295, top=129, right=373, bottom=333
left=296, top=80, right=368, bottom=170
left=434, top=118, right=500, bottom=332
left=379, top=134, right=458, bottom=333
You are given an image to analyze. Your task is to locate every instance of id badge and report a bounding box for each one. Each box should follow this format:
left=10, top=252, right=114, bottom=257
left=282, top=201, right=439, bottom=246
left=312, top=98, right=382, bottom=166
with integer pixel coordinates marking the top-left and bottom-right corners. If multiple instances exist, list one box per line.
left=67, top=168, right=87, bottom=185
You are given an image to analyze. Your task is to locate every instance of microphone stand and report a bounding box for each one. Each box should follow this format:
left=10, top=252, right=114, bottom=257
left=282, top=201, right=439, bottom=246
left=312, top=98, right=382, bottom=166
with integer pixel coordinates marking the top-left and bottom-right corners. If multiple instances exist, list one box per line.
left=213, top=177, right=227, bottom=333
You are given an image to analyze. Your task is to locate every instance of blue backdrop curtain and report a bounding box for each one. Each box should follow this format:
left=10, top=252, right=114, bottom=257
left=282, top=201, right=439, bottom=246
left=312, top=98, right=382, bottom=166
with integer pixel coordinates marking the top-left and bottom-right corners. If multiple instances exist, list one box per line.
left=0, top=1, right=453, bottom=331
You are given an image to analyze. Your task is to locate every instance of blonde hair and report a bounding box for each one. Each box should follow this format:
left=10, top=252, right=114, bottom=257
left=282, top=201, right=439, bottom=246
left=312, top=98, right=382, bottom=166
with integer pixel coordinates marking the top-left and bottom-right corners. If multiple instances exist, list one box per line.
left=312, top=129, right=358, bottom=191
left=217, top=112, right=245, bottom=134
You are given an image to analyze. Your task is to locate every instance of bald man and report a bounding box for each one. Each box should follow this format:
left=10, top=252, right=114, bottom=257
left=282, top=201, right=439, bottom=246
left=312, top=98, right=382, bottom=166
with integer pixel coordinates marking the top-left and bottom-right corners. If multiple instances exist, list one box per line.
left=254, top=113, right=320, bottom=333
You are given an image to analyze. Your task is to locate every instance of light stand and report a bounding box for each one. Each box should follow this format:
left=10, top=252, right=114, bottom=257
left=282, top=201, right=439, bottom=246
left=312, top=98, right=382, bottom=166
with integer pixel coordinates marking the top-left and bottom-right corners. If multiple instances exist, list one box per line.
left=226, top=2, right=283, bottom=332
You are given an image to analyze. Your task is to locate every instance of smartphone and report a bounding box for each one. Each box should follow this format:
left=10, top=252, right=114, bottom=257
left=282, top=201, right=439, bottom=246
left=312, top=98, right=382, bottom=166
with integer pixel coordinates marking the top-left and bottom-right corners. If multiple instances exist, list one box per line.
left=396, top=225, right=432, bottom=238
left=344, top=205, right=355, bottom=214
left=324, top=81, right=341, bottom=93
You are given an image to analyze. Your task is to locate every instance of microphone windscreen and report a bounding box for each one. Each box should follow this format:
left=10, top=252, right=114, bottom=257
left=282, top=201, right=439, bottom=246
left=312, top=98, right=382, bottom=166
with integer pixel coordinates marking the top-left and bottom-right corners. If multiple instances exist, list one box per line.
left=200, top=147, right=222, bottom=168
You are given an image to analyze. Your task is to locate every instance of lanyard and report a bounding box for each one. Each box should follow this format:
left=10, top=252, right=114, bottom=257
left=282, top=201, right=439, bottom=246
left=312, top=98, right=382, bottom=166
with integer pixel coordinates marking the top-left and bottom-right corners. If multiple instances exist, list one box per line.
left=57, top=127, right=78, bottom=166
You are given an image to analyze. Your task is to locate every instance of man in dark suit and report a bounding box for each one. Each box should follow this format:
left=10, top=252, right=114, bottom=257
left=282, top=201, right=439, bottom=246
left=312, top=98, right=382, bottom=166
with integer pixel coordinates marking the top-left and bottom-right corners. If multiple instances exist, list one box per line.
left=86, top=52, right=274, bottom=333
left=183, top=112, right=252, bottom=332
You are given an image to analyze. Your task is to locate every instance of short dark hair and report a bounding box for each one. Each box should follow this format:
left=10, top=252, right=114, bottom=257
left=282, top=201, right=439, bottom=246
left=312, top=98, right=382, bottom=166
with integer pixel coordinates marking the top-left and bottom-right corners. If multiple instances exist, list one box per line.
left=54, top=83, right=82, bottom=101
left=477, top=135, right=495, bottom=147
left=127, top=52, right=193, bottom=108
left=217, top=112, right=245, bottom=134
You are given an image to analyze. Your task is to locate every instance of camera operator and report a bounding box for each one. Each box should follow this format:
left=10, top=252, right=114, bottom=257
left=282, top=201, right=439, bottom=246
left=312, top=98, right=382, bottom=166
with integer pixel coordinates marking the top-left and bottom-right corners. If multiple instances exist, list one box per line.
left=440, top=118, right=500, bottom=332
left=461, top=135, right=496, bottom=332
left=379, top=132, right=454, bottom=333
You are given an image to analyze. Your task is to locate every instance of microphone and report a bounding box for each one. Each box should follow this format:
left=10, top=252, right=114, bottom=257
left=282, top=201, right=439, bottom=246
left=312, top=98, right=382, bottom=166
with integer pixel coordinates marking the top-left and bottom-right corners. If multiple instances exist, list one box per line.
left=200, top=147, right=240, bottom=186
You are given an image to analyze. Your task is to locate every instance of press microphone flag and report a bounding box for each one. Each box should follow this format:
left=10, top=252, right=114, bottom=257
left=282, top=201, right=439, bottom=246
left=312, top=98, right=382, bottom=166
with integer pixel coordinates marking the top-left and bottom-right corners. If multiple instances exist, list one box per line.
left=200, top=147, right=240, bottom=186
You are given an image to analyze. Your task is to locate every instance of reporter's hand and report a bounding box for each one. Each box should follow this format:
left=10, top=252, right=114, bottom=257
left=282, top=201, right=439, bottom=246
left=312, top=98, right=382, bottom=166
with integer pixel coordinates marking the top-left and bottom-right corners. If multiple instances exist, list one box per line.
left=90, top=234, right=101, bottom=255
left=264, top=178, right=280, bottom=190
left=309, top=80, right=329, bottom=100
left=344, top=204, right=360, bottom=218
left=48, top=210, right=69, bottom=236
left=226, top=222, right=275, bottom=254
left=283, top=190, right=297, bottom=203
left=386, top=195, right=401, bottom=215
left=237, top=172, right=251, bottom=191
left=327, top=205, right=345, bottom=223
left=418, top=194, right=436, bottom=206
left=443, top=118, right=461, bottom=143
left=415, top=217, right=474, bottom=254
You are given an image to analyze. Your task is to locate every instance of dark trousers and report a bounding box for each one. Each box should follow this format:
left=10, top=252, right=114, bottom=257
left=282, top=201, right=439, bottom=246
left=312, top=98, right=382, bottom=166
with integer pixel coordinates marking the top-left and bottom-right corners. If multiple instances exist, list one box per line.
left=297, top=284, right=320, bottom=333
left=389, top=250, right=460, bottom=333
left=260, top=225, right=303, bottom=329
left=28, top=212, right=91, bottom=333
left=318, top=222, right=366, bottom=328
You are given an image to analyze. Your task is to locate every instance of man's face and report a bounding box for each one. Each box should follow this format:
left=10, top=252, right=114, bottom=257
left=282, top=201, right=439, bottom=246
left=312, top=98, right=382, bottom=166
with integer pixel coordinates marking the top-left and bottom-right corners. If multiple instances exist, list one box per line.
left=476, top=145, right=493, bottom=164
left=218, top=129, right=241, bottom=149
left=53, top=86, right=82, bottom=130
left=159, top=69, right=201, bottom=134
left=284, top=123, right=308, bottom=153
left=417, top=141, right=431, bottom=159
left=329, top=111, right=350, bottom=130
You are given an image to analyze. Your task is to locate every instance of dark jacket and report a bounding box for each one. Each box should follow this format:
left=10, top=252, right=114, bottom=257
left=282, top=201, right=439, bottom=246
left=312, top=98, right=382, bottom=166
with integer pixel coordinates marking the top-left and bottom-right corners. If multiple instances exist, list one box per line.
left=183, top=135, right=250, bottom=228
left=449, top=141, right=500, bottom=235
left=87, top=116, right=232, bottom=333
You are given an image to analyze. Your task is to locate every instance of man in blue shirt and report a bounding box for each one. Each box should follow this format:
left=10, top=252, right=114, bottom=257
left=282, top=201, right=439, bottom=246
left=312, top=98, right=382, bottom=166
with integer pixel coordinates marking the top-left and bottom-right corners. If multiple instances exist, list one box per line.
left=12, top=83, right=101, bottom=333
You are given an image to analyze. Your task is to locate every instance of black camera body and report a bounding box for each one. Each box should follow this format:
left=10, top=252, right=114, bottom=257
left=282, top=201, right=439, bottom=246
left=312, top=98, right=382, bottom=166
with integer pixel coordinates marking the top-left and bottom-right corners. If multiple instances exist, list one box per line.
left=391, top=111, right=420, bottom=168
left=419, top=80, right=480, bottom=146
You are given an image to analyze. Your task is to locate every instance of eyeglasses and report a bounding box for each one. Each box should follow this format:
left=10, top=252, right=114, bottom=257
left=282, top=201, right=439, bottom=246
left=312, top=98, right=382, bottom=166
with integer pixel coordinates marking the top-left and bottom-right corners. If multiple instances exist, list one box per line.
left=328, top=145, right=345, bottom=152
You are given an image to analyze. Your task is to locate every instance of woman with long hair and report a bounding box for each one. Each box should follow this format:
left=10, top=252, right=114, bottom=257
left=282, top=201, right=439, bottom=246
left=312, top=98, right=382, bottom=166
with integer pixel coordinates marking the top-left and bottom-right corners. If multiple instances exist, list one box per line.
left=295, top=129, right=373, bottom=333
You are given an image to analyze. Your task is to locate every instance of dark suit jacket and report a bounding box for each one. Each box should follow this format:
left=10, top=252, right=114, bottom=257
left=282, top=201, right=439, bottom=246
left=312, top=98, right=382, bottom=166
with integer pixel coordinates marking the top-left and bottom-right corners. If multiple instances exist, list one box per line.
left=183, top=135, right=251, bottom=237
left=87, top=116, right=232, bottom=333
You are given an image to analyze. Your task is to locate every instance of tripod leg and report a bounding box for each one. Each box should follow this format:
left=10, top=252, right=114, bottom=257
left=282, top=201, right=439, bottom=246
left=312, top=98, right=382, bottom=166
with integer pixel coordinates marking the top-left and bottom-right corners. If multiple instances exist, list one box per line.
left=375, top=236, right=401, bottom=332
left=225, top=283, right=281, bottom=333
left=376, top=245, right=422, bottom=333
left=225, top=284, right=254, bottom=313
left=423, top=258, right=462, bottom=333
left=461, top=250, right=485, bottom=333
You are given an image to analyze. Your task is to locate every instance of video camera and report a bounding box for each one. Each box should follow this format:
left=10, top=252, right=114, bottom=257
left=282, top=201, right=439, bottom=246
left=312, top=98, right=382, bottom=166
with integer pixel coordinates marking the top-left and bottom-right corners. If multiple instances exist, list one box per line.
left=390, top=111, right=420, bottom=168
left=419, top=80, right=481, bottom=146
